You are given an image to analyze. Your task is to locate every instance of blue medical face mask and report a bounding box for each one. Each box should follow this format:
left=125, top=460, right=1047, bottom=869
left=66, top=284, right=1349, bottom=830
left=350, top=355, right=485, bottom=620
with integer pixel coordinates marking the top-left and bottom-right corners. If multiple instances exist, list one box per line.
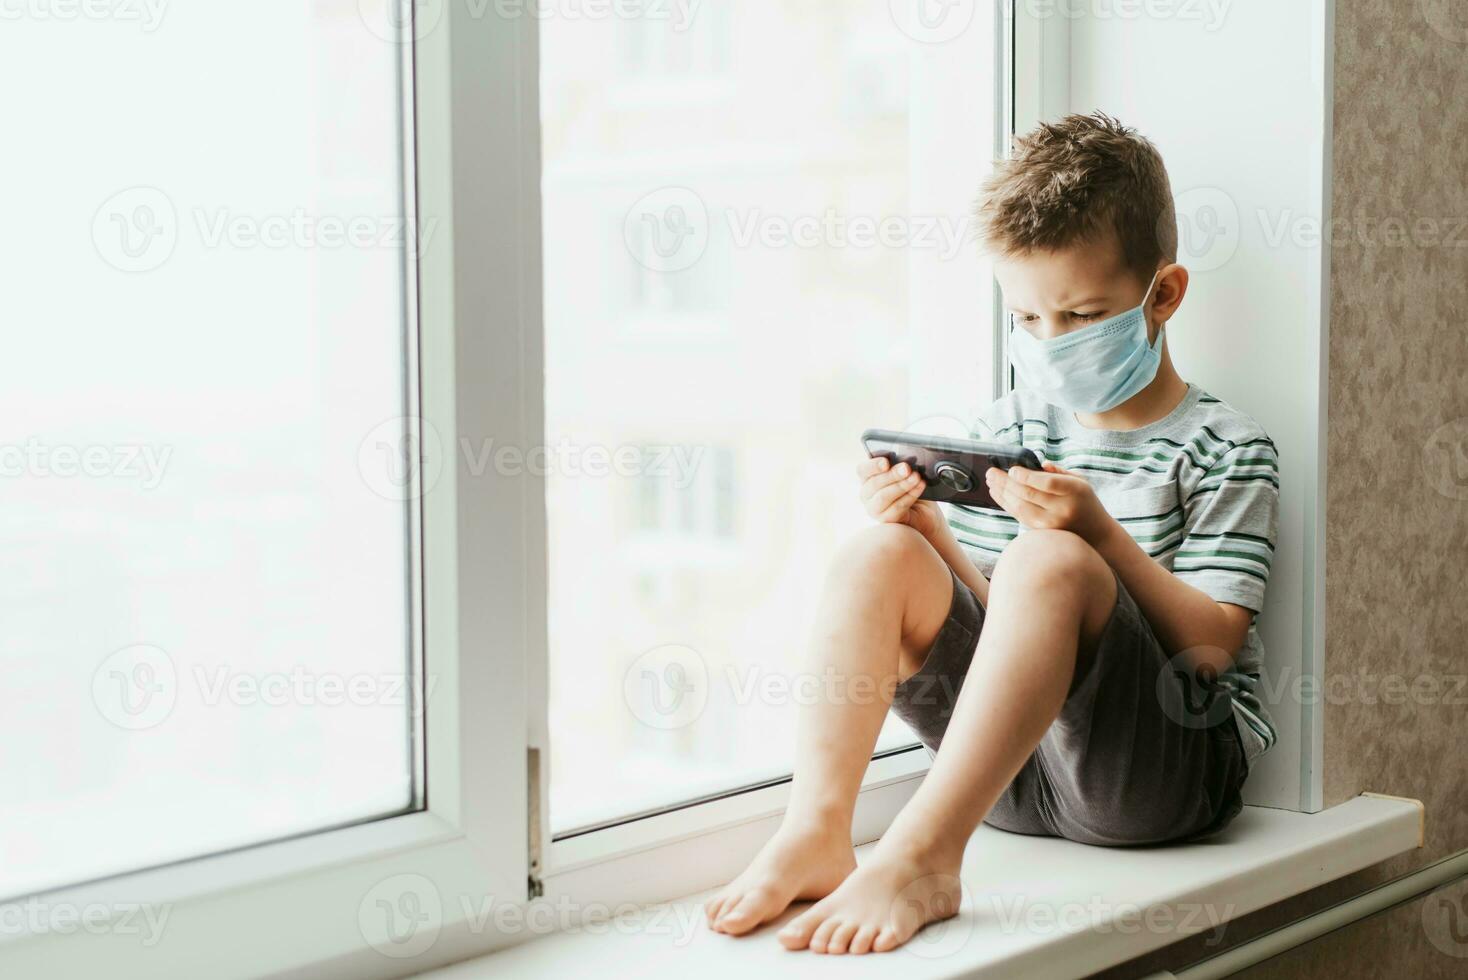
left=1006, top=270, right=1163, bottom=414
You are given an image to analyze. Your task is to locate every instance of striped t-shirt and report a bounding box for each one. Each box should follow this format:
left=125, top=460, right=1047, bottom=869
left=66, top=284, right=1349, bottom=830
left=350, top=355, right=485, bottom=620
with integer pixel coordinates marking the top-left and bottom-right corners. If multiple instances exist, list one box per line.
left=945, top=383, right=1280, bottom=765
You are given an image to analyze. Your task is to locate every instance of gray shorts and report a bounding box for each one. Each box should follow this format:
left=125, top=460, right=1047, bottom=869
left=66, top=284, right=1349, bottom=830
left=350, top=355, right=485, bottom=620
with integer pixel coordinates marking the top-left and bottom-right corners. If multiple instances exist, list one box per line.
left=890, top=568, right=1249, bottom=846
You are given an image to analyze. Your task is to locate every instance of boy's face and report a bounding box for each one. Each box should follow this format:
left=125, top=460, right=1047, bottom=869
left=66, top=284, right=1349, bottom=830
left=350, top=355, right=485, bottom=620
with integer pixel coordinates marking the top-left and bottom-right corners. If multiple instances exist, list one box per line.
left=994, top=233, right=1163, bottom=342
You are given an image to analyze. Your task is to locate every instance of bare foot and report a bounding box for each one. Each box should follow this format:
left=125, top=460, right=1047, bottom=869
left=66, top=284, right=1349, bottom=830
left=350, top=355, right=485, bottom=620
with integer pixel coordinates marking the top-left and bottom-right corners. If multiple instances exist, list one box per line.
left=704, top=820, right=857, bottom=936
left=776, top=841, right=963, bottom=954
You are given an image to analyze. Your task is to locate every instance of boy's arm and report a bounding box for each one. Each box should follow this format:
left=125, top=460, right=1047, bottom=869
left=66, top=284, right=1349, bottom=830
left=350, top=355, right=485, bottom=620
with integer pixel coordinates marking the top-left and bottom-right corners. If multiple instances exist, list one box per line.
left=1089, top=522, right=1251, bottom=673
left=924, top=521, right=992, bottom=607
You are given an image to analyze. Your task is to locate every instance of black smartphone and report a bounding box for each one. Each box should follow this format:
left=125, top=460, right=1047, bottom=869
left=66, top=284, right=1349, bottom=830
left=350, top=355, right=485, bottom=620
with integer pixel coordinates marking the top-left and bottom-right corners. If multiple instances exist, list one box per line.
left=861, top=428, right=1044, bottom=508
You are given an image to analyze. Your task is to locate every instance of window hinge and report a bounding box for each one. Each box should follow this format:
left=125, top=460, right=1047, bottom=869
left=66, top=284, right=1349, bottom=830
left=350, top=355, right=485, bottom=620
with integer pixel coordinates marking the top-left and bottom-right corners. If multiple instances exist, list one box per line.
left=527, top=746, right=544, bottom=900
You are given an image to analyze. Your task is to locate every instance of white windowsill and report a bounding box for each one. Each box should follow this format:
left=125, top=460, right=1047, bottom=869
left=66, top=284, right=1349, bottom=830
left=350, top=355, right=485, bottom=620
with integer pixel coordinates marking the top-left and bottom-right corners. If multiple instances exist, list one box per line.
left=418, top=795, right=1422, bottom=980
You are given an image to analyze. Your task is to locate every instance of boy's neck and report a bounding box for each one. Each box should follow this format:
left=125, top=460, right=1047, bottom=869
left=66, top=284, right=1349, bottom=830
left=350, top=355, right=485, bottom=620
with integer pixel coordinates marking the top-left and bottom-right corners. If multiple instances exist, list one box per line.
left=1072, top=356, right=1190, bottom=433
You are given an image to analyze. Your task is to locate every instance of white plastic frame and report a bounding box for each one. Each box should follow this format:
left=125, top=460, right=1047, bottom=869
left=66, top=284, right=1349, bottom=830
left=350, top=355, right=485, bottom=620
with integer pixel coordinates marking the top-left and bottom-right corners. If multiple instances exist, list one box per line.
left=0, top=4, right=544, bottom=977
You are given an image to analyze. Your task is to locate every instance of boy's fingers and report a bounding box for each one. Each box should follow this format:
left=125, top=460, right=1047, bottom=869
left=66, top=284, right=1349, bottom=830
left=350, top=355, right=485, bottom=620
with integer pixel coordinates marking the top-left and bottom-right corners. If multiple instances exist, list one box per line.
left=1005, top=465, right=1066, bottom=495
left=991, top=484, right=1046, bottom=525
left=856, top=456, right=890, bottom=480
left=861, top=464, right=915, bottom=502
left=988, top=471, right=1051, bottom=515
left=992, top=468, right=1062, bottom=508
left=1008, top=499, right=1050, bottom=526
left=869, top=472, right=921, bottom=514
left=878, top=481, right=925, bottom=521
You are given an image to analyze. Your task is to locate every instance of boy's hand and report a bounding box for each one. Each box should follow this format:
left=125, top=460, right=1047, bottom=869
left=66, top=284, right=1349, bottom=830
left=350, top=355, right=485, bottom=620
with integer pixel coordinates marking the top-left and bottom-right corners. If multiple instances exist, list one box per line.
left=856, top=456, right=945, bottom=540
left=984, top=461, right=1118, bottom=546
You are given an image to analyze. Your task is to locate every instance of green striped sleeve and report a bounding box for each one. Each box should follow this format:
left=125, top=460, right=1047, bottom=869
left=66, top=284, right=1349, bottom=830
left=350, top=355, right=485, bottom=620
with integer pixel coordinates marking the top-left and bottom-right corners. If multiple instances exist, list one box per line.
left=1174, top=440, right=1280, bottom=612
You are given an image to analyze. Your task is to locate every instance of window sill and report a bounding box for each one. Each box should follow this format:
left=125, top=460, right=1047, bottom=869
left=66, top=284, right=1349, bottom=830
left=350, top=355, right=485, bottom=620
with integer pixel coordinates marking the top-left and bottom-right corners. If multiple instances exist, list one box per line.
left=420, top=795, right=1422, bottom=979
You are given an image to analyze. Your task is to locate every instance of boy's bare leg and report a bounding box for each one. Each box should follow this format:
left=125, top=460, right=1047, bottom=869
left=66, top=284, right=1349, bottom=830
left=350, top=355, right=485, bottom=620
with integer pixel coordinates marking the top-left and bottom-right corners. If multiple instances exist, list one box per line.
left=778, top=529, right=1117, bottom=954
left=704, top=523, right=957, bottom=935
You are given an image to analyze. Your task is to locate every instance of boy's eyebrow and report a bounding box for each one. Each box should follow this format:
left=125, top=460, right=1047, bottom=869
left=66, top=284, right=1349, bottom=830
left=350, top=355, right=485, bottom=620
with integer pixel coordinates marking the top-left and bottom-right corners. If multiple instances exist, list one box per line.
left=1005, top=297, right=1111, bottom=312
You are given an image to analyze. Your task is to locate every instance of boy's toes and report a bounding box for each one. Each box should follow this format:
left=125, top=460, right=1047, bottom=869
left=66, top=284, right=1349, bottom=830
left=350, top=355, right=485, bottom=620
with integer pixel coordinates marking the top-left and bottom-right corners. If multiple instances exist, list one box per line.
left=825, top=921, right=860, bottom=954
left=872, top=925, right=901, bottom=953
left=849, top=924, right=880, bottom=955
left=809, top=916, right=844, bottom=953
left=777, top=908, right=823, bottom=950
left=713, top=888, right=779, bottom=935
left=704, top=892, right=736, bottom=927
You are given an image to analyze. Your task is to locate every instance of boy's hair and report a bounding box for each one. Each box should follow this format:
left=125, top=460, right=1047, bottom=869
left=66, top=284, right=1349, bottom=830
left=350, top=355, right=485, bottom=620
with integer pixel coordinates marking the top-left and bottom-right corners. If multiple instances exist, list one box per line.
left=975, top=112, right=1176, bottom=280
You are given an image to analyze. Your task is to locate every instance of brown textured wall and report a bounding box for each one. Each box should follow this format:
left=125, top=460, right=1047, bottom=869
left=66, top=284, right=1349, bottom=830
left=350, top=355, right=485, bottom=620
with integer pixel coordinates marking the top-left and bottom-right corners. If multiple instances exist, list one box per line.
left=1320, top=0, right=1468, bottom=818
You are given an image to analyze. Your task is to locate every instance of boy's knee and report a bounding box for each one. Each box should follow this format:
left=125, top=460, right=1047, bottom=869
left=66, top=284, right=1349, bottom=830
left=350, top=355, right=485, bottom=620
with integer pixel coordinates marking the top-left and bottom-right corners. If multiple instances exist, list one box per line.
left=994, top=530, right=1116, bottom=647
left=834, top=523, right=932, bottom=583
left=994, top=529, right=1105, bottom=587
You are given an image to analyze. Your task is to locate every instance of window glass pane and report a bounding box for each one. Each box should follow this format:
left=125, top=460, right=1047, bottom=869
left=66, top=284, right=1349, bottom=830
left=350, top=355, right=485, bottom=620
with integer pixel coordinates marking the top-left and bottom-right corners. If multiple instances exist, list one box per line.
left=543, top=1, right=999, bottom=832
left=0, top=2, right=418, bottom=896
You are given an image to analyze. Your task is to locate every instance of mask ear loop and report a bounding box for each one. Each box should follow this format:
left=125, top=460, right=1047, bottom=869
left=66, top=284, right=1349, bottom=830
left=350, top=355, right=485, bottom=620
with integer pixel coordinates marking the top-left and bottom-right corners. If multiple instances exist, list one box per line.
left=1142, top=268, right=1164, bottom=348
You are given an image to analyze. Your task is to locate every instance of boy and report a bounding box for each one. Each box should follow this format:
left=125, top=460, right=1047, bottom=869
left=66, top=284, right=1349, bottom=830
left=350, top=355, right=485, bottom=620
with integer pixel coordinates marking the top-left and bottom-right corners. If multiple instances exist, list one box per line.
left=703, top=112, right=1279, bottom=955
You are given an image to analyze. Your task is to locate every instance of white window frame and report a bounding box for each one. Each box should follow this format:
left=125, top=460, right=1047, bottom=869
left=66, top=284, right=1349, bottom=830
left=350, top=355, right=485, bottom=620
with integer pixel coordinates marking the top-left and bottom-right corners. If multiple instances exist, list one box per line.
left=1, top=4, right=544, bottom=976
